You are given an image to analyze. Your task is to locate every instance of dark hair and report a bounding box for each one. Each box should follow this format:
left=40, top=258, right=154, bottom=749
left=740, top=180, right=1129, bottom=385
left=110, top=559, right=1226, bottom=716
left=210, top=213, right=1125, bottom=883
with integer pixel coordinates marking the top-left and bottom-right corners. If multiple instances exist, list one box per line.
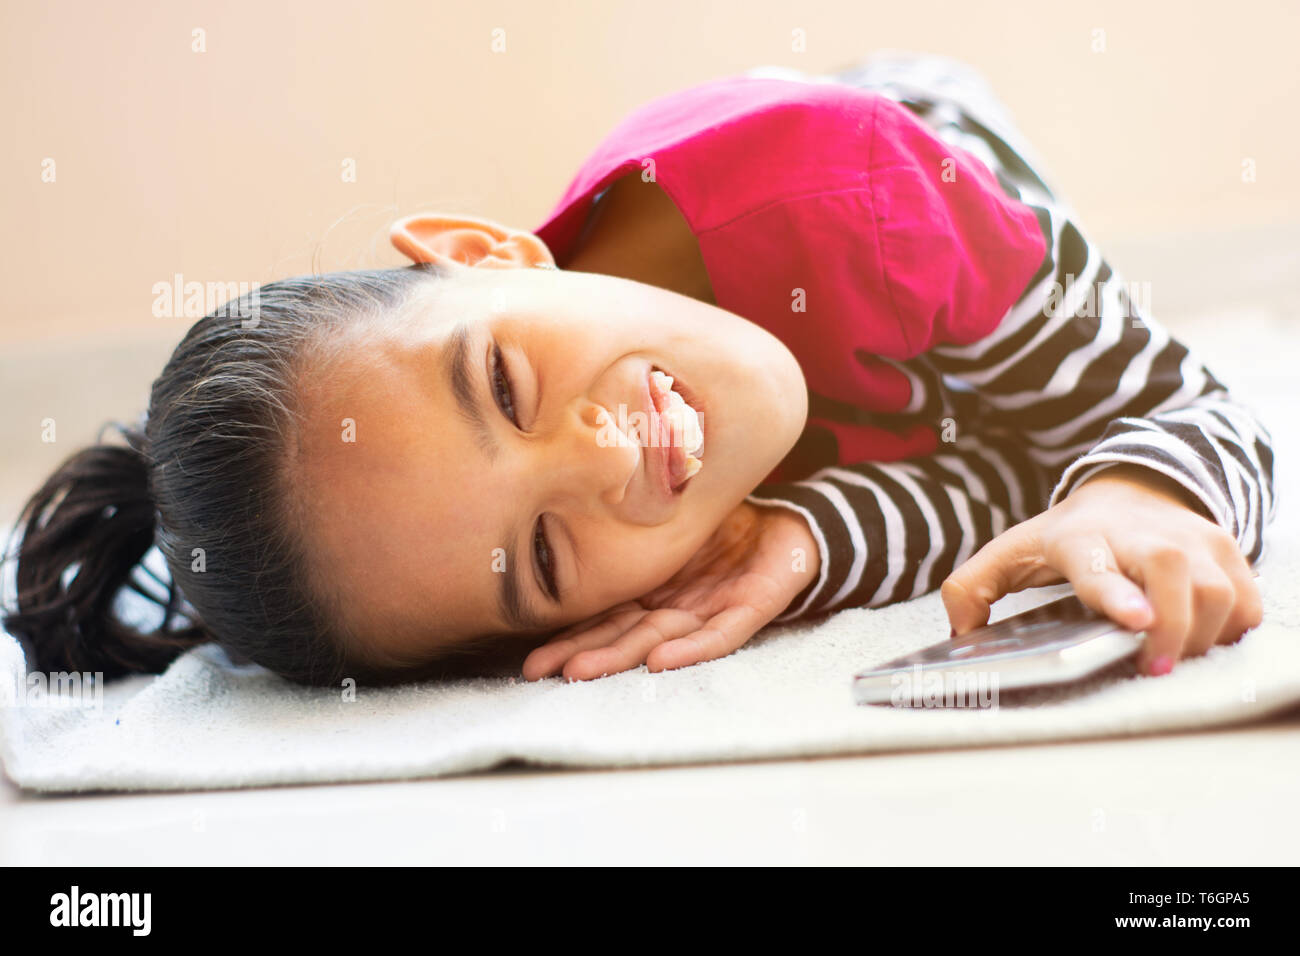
left=3, top=263, right=531, bottom=687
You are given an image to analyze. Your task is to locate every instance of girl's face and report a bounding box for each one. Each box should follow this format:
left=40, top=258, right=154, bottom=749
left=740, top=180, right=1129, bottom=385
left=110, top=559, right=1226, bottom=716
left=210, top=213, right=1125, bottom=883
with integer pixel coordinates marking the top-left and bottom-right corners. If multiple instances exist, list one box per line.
left=293, top=218, right=807, bottom=668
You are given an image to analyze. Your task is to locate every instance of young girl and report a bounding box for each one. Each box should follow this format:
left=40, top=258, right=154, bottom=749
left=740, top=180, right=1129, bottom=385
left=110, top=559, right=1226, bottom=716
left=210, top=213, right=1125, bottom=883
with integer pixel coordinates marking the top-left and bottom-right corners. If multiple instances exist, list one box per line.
left=4, top=53, right=1273, bottom=689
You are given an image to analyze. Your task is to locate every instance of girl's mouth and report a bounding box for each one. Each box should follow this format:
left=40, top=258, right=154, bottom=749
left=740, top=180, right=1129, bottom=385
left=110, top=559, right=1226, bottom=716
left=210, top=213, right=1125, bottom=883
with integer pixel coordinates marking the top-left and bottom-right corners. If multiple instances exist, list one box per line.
left=647, top=365, right=704, bottom=493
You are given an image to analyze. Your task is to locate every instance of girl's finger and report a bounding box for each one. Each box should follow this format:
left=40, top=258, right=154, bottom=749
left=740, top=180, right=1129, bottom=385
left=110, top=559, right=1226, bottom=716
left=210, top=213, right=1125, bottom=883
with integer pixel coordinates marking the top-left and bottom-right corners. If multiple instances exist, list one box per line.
left=647, top=602, right=771, bottom=672
left=1183, top=563, right=1235, bottom=658
left=941, top=523, right=1056, bottom=635
left=550, top=600, right=642, bottom=643
left=1047, top=534, right=1154, bottom=632
left=562, top=608, right=701, bottom=681
left=521, top=606, right=646, bottom=680
left=1212, top=540, right=1264, bottom=644
left=1134, top=546, right=1194, bottom=675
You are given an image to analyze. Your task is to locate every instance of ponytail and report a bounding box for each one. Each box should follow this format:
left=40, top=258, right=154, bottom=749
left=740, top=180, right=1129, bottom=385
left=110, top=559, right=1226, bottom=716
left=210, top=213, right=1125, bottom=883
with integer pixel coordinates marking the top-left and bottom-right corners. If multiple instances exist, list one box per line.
left=3, top=422, right=206, bottom=679
left=6, top=264, right=460, bottom=687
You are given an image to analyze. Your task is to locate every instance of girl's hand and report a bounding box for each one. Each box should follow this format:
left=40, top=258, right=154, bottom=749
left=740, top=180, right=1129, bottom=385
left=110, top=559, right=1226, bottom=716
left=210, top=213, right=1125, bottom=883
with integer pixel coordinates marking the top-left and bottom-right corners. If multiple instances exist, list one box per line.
left=940, top=463, right=1263, bottom=676
left=521, top=501, right=821, bottom=681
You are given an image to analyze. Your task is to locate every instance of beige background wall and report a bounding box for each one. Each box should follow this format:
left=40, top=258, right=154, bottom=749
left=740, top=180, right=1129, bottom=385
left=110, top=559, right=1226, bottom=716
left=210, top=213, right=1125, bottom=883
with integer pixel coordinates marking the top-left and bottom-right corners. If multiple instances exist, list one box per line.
left=2, top=0, right=1298, bottom=514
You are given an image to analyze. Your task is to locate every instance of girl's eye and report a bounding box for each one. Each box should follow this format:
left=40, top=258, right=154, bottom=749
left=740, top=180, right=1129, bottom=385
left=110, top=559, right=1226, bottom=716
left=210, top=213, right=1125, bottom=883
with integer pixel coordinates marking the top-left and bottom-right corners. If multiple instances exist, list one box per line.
left=490, top=343, right=518, bottom=426
left=533, top=519, right=558, bottom=600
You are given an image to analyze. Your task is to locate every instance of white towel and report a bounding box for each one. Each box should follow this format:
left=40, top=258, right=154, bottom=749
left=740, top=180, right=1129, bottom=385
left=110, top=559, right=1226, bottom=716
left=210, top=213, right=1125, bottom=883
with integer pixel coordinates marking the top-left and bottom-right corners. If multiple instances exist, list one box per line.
left=2, top=310, right=1295, bottom=793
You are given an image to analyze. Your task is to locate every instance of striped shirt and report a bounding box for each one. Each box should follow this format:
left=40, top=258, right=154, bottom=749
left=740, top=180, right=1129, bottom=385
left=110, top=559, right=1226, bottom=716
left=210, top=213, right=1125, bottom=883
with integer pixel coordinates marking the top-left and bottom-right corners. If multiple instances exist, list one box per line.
left=745, top=57, right=1276, bottom=622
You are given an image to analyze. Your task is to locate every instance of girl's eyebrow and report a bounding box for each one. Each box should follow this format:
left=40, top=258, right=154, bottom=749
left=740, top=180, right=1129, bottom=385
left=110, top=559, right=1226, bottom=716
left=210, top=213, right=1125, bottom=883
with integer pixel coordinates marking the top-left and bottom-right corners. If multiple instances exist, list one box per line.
left=497, top=533, right=547, bottom=633
left=441, top=320, right=545, bottom=632
left=443, top=320, right=498, bottom=463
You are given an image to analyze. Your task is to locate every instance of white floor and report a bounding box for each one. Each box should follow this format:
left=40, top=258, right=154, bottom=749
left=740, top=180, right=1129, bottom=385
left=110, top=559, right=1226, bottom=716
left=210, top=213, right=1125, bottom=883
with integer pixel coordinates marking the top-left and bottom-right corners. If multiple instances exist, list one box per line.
left=4, top=709, right=1298, bottom=865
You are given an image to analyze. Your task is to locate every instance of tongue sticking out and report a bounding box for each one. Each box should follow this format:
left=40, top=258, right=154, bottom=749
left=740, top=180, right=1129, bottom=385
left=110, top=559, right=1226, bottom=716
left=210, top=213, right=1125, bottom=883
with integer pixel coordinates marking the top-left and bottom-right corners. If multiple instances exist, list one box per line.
left=649, top=370, right=703, bottom=485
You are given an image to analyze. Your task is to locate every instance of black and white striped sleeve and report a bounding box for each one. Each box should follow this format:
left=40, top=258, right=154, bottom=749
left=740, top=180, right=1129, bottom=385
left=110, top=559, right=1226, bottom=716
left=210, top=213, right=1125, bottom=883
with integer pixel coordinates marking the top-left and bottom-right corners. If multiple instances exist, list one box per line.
left=920, top=190, right=1277, bottom=565
left=746, top=186, right=1275, bottom=624
left=747, top=431, right=1050, bottom=623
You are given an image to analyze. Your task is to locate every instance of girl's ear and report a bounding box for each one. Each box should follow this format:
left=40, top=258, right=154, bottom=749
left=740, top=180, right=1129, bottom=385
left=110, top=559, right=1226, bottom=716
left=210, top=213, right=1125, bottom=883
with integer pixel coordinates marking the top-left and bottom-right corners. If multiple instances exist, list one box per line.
left=389, top=213, right=556, bottom=270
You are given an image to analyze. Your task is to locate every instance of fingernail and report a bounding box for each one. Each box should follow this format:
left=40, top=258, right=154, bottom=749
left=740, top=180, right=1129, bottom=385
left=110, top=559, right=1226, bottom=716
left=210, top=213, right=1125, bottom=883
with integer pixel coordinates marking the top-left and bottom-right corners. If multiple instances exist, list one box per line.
left=1122, top=593, right=1152, bottom=615
left=1147, top=655, right=1174, bottom=677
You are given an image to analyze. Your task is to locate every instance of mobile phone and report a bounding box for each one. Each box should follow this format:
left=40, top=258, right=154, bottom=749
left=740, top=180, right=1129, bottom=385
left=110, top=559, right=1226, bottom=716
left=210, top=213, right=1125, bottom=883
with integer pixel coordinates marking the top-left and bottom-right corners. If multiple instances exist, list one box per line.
left=851, top=593, right=1144, bottom=706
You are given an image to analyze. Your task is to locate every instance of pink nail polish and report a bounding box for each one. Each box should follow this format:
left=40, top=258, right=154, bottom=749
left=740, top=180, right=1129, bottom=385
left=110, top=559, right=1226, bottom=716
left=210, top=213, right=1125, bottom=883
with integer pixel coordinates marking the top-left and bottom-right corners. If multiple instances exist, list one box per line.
left=1148, top=655, right=1174, bottom=677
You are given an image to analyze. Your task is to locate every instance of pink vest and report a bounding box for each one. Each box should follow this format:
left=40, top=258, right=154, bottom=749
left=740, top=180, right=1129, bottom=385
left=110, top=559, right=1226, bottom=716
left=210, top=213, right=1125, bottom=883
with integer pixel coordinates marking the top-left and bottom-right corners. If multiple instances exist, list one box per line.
left=534, top=75, right=1046, bottom=482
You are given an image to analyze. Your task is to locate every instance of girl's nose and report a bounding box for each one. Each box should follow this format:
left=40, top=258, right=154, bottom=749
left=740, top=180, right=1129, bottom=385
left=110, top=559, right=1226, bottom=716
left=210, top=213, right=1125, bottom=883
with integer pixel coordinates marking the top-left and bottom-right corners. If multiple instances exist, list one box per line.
left=538, top=397, right=641, bottom=511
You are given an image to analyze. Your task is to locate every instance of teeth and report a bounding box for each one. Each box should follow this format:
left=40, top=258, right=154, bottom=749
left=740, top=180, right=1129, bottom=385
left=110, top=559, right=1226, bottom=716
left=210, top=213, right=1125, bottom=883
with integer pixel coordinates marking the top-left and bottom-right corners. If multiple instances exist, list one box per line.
left=650, top=370, right=704, bottom=457
left=683, top=454, right=702, bottom=480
